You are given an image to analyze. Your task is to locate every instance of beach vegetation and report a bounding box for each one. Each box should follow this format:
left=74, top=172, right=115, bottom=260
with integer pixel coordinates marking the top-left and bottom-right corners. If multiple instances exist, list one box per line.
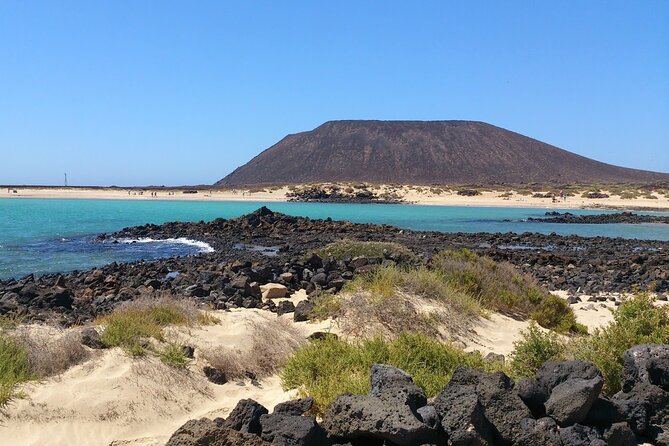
left=281, top=332, right=493, bottom=415
left=97, top=297, right=213, bottom=356
left=508, top=322, right=565, bottom=379
left=0, top=334, right=32, bottom=408
left=571, top=293, right=669, bottom=395
left=314, top=240, right=417, bottom=263
left=203, top=317, right=304, bottom=380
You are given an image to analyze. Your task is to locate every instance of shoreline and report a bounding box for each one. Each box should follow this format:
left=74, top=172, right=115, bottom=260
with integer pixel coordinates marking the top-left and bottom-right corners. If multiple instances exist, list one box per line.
left=3, top=186, right=669, bottom=211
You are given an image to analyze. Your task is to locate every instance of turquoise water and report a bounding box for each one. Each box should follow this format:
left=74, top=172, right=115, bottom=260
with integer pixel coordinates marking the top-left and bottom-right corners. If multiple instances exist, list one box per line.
left=1, top=198, right=669, bottom=279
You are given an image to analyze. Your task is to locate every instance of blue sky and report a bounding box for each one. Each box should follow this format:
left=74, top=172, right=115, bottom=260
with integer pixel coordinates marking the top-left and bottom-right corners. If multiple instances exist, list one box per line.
left=0, top=1, right=667, bottom=186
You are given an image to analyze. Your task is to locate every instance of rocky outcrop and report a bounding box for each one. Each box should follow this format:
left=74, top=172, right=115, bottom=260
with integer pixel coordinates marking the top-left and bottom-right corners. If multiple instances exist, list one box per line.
left=166, top=348, right=669, bottom=445
left=530, top=211, right=669, bottom=224
left=2, top=208, right=669, bottom=325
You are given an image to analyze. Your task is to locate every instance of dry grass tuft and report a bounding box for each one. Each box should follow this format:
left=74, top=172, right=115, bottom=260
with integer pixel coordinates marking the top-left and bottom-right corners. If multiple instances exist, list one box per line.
left=13, top=327, right=91, bottom=378
left=202, top=316, right=305, bottom=380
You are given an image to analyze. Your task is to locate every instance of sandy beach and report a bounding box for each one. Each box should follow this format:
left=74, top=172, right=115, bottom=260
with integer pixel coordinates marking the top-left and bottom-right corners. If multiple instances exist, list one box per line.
left=3, top=185, right=669, bottom=211
left=0, top=291, right=633, bottom=446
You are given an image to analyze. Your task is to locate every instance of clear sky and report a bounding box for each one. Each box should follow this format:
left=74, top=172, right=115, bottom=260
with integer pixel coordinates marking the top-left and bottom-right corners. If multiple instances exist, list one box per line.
left=1, top=1, right=667, bottom=186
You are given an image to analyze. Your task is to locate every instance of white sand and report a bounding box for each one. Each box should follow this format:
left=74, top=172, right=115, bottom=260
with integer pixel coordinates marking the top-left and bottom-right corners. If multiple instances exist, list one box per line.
left=0, top=291, right=659, bottom=445
left=5, top=186, right=668, bottom=210
left=0, top=307, right=332, bottom=446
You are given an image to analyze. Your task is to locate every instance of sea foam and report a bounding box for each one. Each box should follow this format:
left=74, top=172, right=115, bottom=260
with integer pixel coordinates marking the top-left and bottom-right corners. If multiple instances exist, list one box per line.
left=116, top=237, right=215, bottom=253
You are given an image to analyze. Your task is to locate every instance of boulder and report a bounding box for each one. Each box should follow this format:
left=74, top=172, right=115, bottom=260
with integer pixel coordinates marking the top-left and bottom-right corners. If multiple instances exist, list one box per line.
left=545, top=376, right=604, bottom=426
left=166, top=418, right=270, bottom=446
left=80, top=327, right=105, bottom=349
left=322, top=394, right=438, bottom=446
left=602, top=422, right=636, bottom=446
left=222, top=399, right=268, bottom=434
left=518, top=360, right=602, bottom=417
left=272, top=397, right=314, bottom=416
left=369, top=364, right=427, bottom=412
left=293, top=300, right=314, bottom=322
left=433, top=384, right=494, bottom=445
left=276, top=300, right=295, bottom=316
left=203, top=366, right=227, bottom=385
left=259, top=413, right=326, bottom=446
left=261, top=283, right=288, bottom=299
left=515, top=417, right=562, bottom=446
left=559, top=424, right=606, bottom=446
left=621, top=345, right=669, bottom=392
left=445, top=367, right=531, bottom=445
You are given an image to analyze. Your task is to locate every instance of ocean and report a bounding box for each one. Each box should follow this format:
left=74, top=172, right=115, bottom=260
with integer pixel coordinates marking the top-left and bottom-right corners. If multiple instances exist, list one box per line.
left=1, top=198, right=668, bottom=280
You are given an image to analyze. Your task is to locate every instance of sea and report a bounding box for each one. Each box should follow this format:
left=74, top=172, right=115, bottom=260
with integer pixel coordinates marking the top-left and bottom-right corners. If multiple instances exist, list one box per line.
left=1, top=198, right=669, bottom=280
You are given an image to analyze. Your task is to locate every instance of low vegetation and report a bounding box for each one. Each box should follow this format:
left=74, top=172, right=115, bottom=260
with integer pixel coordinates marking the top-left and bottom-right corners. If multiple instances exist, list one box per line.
left=508, top=323, right=565, bottom=379
left=572, top=293, right=669, bottom=394
left=281, top=332, right=494, bottom=414
left=315, top=240, right=417, bottom=263
left=508, top=294, right=669, bottom=395
left=431, top=250, right=585, bottom=333
left=0, top=334, right=33, bottom=408
left=0, top=326, right=91, bottom=409
left=203, top=317, right=304, bottom=380
left=97, top=297, right=217, bottom=356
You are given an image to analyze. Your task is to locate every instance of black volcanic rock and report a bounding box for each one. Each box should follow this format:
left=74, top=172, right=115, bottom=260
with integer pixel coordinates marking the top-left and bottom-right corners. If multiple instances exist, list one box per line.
left=216, top=120, right=669, bottom=186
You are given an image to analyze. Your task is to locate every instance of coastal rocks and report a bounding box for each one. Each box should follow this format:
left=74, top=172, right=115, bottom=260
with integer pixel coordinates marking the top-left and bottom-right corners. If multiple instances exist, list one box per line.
left=166, top=418, right=271, bottom=446
left=322, top=394, right=438, bottom=446
left=259, top=414, right=326, bottom=446
left=80, top=327, right=105, bottom=349
left=222, top=399, right=268, bottom=434
left=544, top=376, right=604, bottom=426
left=203, top=366, right=227, bottom=385
left=3, top=208, right=669, bottom=326
left=529, top=211, right=669, bottom=225
left=261, top=283, right=288, bottom=299
left=165, top=350, right=669, bottom=446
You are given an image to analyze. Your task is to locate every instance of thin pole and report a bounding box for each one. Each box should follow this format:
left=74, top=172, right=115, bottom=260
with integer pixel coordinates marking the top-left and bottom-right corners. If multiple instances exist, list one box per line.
left=64, top=173, right=67, bottom=187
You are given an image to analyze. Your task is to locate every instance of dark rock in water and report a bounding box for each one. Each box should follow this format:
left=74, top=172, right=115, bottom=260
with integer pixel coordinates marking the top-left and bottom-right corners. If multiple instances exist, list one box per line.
left=272, top=397, right=314, bottom=416
left=222, top=398, right=268, bottom=434
left=322, top=393, right=438, bottom=446
left=203, top=366, right=227, bottom=385
left=293, top=300, right=314, bottom=322
left=516, top=417, right=562, bottom=446
left=166, top=418, right=270, bottom=446
left=259, top=413, right=326, bottom=446
left=80, top=327, right=105, bottom=349
left=369, top=364, right=427, bottom=412
left=545, top=376, right=604, bottom=426
left=276, top=300, right=295, bottom=316
left=559, top=423, right=606, bottom=446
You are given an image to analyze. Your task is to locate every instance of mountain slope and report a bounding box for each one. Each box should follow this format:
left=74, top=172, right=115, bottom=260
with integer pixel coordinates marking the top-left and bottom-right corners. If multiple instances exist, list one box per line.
left=216, top=120, right=669, bottom=185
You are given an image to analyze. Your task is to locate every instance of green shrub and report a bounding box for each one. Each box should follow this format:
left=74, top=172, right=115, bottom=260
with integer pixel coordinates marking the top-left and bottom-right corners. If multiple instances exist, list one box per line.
left=159, top=342, right=190, bottom=368
left=572, top=294, right=669, bottom=395
left=509, top=323, right=565, bottom=379
left=281, top=332, right=490, bottom=414
left=431, top=250, right=583, bottom=333
left=315, top=240, right=417, bottom=263
left=0, top=334, right=33, bottom=408
left=98, top=301, right=191, bottom=356
left=343, top=265, right=481, bottom=318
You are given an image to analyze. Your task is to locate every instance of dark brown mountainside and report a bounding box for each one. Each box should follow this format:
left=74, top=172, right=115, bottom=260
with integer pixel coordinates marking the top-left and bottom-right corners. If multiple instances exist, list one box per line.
left=216, top=120, right=669, bottom=186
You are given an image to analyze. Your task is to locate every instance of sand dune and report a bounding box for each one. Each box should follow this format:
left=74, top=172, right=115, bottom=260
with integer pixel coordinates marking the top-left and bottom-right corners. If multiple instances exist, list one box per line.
left=0, top=292, right=655, bottom=445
